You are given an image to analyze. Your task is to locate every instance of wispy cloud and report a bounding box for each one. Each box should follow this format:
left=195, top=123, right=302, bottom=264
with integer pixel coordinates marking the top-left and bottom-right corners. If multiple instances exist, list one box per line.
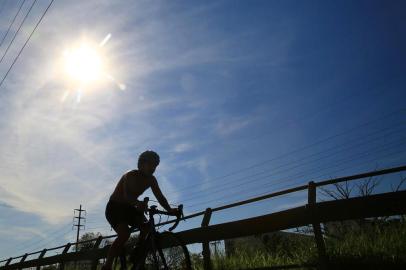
left=173, top=143, right=193, bottom=153
left=214, top=108, right=265, bottom=137
left=215, top=117, right=253, bottom=136
left=0, top=201, right=12, bottom=208
left=0, top=0, right=234, bottom=226
left=0, top=226, right=47, bottom=241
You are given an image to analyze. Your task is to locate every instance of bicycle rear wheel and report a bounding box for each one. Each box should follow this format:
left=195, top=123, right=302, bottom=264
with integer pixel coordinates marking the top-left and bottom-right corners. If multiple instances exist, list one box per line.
left=146, top=231, right=191, bottom=270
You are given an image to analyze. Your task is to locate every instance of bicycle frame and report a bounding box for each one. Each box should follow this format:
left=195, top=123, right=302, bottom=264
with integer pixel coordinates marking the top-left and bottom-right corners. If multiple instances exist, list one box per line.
left=128, top=197, right=184, bottom=270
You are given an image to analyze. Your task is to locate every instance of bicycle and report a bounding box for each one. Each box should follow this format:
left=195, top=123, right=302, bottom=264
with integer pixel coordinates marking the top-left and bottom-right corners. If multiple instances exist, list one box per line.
left=116, top=197, right=191, bottom=270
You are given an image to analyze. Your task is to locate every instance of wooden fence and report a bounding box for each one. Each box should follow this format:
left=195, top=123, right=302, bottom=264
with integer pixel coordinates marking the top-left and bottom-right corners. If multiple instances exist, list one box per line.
left=1, top=165, right=405, bottom=270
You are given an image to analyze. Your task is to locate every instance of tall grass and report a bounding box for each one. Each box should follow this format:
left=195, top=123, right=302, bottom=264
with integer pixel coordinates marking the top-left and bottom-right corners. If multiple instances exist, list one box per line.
left=191, top=234, right=317, bottom=270
left=209, top=248, right=316, bottom=270
left=191, top=221, right=406, bottom=269
left=326, top=220, right=406, bottom=265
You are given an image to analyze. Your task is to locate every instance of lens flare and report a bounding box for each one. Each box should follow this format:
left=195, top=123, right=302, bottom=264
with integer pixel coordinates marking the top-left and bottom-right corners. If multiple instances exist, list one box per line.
left=59, top=34, right=126, bottom=104
left=63, top=44, right=103, bottom=84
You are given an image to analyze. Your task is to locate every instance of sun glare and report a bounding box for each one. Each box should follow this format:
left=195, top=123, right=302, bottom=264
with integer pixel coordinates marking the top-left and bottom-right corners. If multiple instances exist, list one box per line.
left=63, top=43, right=103, bottom=84
left=59, top=34, right=126, bottom=103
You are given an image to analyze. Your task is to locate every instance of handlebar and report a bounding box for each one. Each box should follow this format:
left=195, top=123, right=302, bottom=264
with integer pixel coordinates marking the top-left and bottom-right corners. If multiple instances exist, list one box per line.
left=141, top=197, right=184, bottom=232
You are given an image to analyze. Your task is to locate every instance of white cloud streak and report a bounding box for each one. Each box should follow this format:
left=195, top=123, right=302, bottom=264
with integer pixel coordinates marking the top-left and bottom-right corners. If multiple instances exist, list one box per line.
left=0, top=226, right=47, bottom=241
left=0, top=0, right=229, bottom=225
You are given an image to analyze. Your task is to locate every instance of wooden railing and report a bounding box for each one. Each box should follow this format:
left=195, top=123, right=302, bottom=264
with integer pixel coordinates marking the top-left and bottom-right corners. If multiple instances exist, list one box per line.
left=1, top=165, right=405, bottom=270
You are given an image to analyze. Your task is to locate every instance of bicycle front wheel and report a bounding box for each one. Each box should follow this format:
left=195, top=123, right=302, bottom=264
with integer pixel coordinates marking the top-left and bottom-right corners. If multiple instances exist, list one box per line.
left=146, top=231, right=191, bottom=270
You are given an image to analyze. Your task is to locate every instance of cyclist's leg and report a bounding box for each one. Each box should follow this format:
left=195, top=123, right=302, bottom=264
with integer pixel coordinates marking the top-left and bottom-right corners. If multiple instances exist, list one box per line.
left=121, top=208, right=149, bottom=268
left=129, top=223, right=148, bottom=261
left=104, top=222, right=131, bottom=269
left=138, top=222, right=149, bottom=243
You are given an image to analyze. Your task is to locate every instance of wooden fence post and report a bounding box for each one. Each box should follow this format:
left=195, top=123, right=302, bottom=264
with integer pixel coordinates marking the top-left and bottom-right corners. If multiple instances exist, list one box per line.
left=5, top=258, right=12, bottom=266
left=19, top=254, right=28, bottom=263
left=201, top=208, right=212, bottom=270
left=36, top=249, right=47, bottom=270
left=59, top=243, right=71, bottom=270
left=17, top=254, right=28, bottom=270
left=308, top=181, right=327, bottom=269
left=91, top=236, right=104, bottom=270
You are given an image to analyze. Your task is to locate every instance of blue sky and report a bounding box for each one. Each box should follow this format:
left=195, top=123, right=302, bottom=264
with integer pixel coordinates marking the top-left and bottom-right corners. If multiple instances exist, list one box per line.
left=0, top=0, right=405, bottom=259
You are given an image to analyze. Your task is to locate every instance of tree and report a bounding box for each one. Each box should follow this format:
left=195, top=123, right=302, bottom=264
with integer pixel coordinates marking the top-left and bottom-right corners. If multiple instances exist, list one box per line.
left=74, top=232, right=102, bottom=252
left=391, top=175, right=406, bottom=222
left=320, top=173, right=406, bottom=237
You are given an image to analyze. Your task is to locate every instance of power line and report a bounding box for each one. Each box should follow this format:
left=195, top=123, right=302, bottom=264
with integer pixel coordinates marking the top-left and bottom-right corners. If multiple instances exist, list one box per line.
left=169, top=123, right=406, bottom=204
left=192, top=146, right=406, bottom=213
left=0, top=0, right=37, bottom=65
left=7, top=221, right=73, bottom=257
left=0, top=0, right=55, bottom=89
left=23, top=228, right=72, bottom=255
left=23, top=228, right=73, bottom=255
left=163, top=123, right=406, bottom=207
left=184, top=139, right=406, bottom=211
left=6, top=221, right=72, bottom=252
left=185, top=138, right=406, bottom=209
left=170, top=124, right=406, bottom=203
left=186, top=153, right=406, bottom=214
left=187, top=157, right=406, bottom=215
left=160, top=108, right=406, bottom=197
left=247, top=152, right=406, bottom=209
left=0, top=0, right=26, bottom=49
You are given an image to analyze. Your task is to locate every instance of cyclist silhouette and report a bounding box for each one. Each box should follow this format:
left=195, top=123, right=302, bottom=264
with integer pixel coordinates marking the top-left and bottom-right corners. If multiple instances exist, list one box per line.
left=102, top=150, right=179, bottom=270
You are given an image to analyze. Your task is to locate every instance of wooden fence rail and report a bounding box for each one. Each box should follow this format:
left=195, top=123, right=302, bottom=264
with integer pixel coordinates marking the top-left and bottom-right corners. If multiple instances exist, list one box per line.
left=1, top=165, right=405, bottom=270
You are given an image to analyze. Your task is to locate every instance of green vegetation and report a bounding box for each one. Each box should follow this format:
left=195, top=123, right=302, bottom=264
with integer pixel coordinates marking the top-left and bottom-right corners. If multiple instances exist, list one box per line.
left=191, top=233, right=317, bottom=270
left=206, top=248, right=315, bottom=270
left=325, top=219, right=406, bottom=267
left=190, top=220, right=406, bottom=269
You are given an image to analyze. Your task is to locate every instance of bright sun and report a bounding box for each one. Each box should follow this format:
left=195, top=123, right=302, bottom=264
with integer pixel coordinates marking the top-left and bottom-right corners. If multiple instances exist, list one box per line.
left=63, top=43, right=104, bottom=84
left=59, top=35, right=125, bottom=103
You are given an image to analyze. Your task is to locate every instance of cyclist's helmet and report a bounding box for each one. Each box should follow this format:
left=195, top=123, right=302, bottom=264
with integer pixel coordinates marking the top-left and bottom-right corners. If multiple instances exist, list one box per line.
left=138, top=150, right=160, bottom=168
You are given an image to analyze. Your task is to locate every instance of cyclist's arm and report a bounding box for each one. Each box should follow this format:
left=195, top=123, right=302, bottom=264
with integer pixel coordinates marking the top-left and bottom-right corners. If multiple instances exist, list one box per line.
left=150, top=177, right=172, bottom=212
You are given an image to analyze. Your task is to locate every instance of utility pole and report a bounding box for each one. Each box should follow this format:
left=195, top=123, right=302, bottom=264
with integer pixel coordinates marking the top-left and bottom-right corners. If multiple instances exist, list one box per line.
left=73, top=204, right=86, bottom=252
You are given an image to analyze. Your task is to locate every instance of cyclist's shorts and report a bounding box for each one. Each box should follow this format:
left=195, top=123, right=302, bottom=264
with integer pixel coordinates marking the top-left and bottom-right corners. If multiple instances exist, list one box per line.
left=105, top=199, right=147, bottom=231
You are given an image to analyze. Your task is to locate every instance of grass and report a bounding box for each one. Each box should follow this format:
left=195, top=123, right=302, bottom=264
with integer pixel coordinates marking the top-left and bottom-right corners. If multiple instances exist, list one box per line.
left=325, top=220, right=406, bottom=268
left=191, top=233, right=318, bottom=270
left=209, top=248, right=316, bottom=270
left=191, top=220, right=406, bottom=270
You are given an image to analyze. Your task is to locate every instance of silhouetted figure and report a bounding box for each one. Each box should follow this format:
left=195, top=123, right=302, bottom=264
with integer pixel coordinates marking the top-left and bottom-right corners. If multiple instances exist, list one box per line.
left=101, top=150, right=179, bottom=270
